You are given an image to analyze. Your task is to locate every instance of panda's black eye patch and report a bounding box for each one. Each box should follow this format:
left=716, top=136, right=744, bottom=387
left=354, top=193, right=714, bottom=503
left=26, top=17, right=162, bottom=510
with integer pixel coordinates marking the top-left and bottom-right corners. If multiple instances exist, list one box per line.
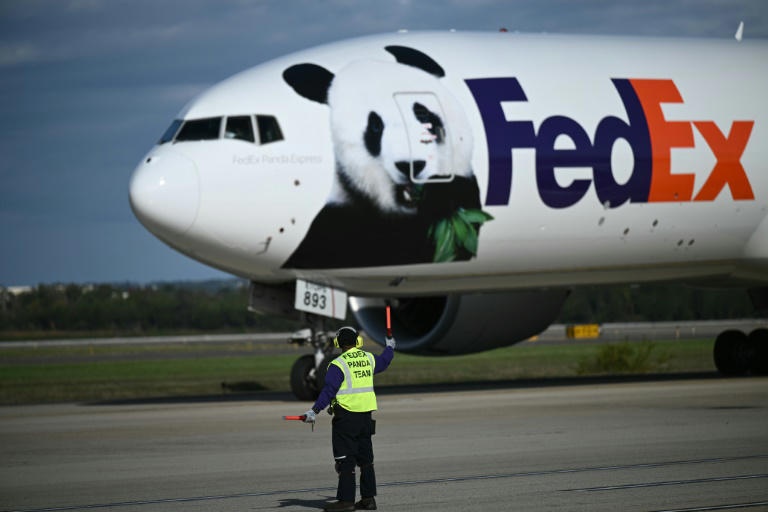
left=364, top=111, right=384, bottom=157
left=412, top=102, right=444, bottom=144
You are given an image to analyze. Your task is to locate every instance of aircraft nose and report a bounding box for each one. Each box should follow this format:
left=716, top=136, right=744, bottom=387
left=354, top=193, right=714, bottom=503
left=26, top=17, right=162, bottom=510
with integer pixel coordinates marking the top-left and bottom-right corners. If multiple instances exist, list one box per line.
left=129, top=151, right=199, bottom=236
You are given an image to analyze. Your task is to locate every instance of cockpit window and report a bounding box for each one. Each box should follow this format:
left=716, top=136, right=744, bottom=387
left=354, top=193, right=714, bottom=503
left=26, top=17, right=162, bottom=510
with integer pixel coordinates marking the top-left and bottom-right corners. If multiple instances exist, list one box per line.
left=159, top=115, right=281, bottom=145
left=158, top=119, right=182, bottom=144
left=175, top=117, right=222, bottom=142
left=256, top=115, right=283, bottom=144
left=224, top=116, right=255, bottom=143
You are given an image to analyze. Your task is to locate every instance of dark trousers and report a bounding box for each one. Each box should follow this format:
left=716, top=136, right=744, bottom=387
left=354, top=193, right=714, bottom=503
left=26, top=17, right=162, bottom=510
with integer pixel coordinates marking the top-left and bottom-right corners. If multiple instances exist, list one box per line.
left=332, top=408, right=376, bottom=502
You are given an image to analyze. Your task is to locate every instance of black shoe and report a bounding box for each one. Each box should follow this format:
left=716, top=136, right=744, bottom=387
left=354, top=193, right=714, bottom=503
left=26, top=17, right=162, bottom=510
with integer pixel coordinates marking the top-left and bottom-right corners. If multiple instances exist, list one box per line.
left=355, top=497, right=377, bottom=510
left=324, top=500, right=355, bottom=512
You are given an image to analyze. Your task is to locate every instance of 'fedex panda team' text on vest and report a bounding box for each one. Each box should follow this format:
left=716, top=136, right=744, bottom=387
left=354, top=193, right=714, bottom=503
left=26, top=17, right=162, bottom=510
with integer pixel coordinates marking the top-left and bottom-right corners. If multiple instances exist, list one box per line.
left=330, top=347, right=377, bottom=412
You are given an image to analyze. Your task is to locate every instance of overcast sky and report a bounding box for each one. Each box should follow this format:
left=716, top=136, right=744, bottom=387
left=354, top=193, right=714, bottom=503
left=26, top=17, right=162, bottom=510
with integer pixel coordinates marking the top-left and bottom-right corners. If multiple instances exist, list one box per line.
left=1, top=0, right=766, bottom=286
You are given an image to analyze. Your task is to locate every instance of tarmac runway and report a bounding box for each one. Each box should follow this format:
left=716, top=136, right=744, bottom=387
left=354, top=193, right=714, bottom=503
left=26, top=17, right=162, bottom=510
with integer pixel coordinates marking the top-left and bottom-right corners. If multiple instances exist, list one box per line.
left=1, top=376, right=767, bottom=512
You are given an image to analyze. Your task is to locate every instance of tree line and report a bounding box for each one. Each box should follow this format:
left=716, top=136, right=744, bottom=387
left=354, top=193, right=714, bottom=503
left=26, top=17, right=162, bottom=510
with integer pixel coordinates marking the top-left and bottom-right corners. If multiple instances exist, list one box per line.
left=558, top=284, right=758, bottom=323
left=0, top=279, right=762, bottom=337
left=0, top=280, right=300, bottom=335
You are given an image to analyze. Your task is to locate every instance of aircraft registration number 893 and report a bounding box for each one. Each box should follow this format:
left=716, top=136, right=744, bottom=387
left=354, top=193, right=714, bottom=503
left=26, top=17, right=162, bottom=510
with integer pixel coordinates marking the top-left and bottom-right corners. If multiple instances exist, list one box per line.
left=304, top=291, right=326, bottom=309
left=294, top=279, right=348, bottom=320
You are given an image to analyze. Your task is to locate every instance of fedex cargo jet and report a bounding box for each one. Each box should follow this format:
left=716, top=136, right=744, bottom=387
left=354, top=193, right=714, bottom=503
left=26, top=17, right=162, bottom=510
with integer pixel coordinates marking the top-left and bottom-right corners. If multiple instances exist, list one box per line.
left=129, top=31, right=768, bottom=399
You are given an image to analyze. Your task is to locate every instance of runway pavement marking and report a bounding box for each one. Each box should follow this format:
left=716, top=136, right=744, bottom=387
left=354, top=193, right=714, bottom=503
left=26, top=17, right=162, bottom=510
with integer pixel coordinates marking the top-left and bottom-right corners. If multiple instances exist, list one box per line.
left=650, top=501, right=768, bottom=512
left=564, top=473, right=768, bottom=492
left=0, top=333, right=292, bottom=348
left=5, top=454, right=767, bottom=512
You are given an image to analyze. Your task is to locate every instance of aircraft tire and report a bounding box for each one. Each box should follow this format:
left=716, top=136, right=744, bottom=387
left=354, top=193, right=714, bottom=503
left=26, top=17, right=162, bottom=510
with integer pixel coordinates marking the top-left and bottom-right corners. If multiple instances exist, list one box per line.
left=748, top=328, right=768, bottom=375
left=713, top=330, right=750, bottom=376
left=314, top=355, right=333, bottom=395
left=290, top=354, right=318, bottom=401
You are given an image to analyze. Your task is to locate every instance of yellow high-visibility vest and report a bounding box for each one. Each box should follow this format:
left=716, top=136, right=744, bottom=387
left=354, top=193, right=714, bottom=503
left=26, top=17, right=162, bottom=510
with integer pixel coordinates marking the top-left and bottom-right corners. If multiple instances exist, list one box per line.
left=330, top=347, right=377, bottom=412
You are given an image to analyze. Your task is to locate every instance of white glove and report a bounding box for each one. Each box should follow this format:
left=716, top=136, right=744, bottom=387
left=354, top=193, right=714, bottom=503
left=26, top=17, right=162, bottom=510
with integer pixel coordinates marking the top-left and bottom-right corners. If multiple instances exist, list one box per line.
left=303, top=409, right=316, bottom=423
left=386, top=336, right=396, bottom=349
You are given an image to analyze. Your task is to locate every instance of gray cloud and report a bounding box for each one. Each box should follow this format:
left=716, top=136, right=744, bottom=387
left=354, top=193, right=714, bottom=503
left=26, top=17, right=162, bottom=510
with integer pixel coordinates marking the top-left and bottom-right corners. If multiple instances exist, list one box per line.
left=0, top=42, right=40, bottom=66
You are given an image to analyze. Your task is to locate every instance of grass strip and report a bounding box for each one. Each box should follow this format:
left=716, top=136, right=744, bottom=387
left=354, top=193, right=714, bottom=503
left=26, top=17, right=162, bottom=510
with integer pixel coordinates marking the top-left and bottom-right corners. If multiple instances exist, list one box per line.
left=0, top=339, right=715, bottom=405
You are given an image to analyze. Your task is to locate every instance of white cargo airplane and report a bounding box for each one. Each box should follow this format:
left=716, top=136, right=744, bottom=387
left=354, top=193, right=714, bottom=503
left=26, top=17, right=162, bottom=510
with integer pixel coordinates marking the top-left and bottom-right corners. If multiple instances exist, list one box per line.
left=129, top=30, right=768, bottom=399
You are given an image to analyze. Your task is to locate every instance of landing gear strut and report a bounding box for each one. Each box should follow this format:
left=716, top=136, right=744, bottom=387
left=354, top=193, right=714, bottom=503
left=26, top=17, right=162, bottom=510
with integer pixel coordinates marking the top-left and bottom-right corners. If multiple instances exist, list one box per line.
left=288, top=313, right=337, bottom=401
left=714, top=328, right=768, bottom=376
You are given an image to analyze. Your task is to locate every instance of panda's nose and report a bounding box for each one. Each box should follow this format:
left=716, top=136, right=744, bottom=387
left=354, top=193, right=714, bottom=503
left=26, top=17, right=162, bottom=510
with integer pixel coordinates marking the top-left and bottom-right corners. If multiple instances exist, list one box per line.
left=395, top=160, right=426, bottom=178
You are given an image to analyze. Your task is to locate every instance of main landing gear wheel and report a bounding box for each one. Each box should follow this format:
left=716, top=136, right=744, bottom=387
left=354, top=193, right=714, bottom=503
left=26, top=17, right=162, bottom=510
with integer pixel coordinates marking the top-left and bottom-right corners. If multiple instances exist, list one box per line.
left=747, top=328, right=768, bottom=375
left=289, top=353, right=334, bottom=401
left=713, top=329, right=755, bottom=376
left=290, top=354, right=318, bottom=401
left=288, top=313, right=337, bottom=401
left=315, top=354, right=333, bottom=393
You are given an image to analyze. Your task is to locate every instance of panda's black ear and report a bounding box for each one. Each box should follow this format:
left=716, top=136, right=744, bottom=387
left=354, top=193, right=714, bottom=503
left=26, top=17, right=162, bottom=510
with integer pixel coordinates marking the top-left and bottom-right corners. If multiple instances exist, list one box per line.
left=384, top=45, right=445, bottom=78
left=282, top=63, right=335, bottom=104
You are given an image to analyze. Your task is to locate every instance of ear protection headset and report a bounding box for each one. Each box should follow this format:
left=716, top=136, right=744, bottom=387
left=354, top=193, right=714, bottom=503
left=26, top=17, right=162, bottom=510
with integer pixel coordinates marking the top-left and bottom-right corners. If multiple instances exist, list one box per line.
left=333, top=326, right=363, bottom=349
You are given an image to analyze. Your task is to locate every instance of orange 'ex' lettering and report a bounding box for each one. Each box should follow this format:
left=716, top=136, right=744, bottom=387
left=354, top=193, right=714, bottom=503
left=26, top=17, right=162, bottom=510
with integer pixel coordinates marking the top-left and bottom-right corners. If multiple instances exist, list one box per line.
left=631, top=79, right=754, bottom=202
left=693, top=121, right=755, bottom=201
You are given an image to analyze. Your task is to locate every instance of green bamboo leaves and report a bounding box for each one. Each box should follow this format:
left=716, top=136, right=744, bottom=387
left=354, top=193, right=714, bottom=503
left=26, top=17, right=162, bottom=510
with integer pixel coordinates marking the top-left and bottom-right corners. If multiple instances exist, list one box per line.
left=428, top=208, right=494, bottom=262
left=431, top=218, right=455, bottom=262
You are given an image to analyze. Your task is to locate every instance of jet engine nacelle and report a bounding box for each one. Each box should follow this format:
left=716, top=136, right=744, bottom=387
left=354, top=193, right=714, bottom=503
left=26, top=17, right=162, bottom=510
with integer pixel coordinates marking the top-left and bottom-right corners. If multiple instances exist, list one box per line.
left=349, top=289, right=570, bottom=355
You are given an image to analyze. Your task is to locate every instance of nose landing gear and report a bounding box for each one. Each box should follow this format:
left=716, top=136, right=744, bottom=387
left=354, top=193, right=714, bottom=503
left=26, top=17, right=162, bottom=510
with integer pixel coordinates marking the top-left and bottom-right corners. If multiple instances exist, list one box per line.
left=714, top=328, right=768, bottom=376
left=288, top=313, right=337, bottom=401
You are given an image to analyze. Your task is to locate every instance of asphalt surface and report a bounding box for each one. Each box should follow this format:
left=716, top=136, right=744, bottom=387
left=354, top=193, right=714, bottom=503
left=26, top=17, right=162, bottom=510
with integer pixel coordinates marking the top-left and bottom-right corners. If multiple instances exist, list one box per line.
left=1, top=377, right=767, bottom=512
left=0, top=333, right=293, bottom=348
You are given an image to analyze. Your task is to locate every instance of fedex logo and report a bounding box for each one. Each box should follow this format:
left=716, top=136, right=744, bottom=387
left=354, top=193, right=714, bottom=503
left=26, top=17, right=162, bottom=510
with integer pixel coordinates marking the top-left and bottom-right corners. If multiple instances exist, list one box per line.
left=465, top=77, right=755, bottom=208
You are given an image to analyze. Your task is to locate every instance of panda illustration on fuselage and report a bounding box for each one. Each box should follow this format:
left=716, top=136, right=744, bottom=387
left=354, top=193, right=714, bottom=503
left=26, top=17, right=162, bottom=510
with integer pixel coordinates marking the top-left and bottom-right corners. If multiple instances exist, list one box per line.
left=282, top=45, right=487, bottom=269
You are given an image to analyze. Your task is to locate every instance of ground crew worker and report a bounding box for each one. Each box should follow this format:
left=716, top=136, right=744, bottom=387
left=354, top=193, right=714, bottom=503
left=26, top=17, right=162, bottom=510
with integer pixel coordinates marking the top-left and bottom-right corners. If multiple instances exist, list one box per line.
left=301, top=326, right=395, bottom=512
